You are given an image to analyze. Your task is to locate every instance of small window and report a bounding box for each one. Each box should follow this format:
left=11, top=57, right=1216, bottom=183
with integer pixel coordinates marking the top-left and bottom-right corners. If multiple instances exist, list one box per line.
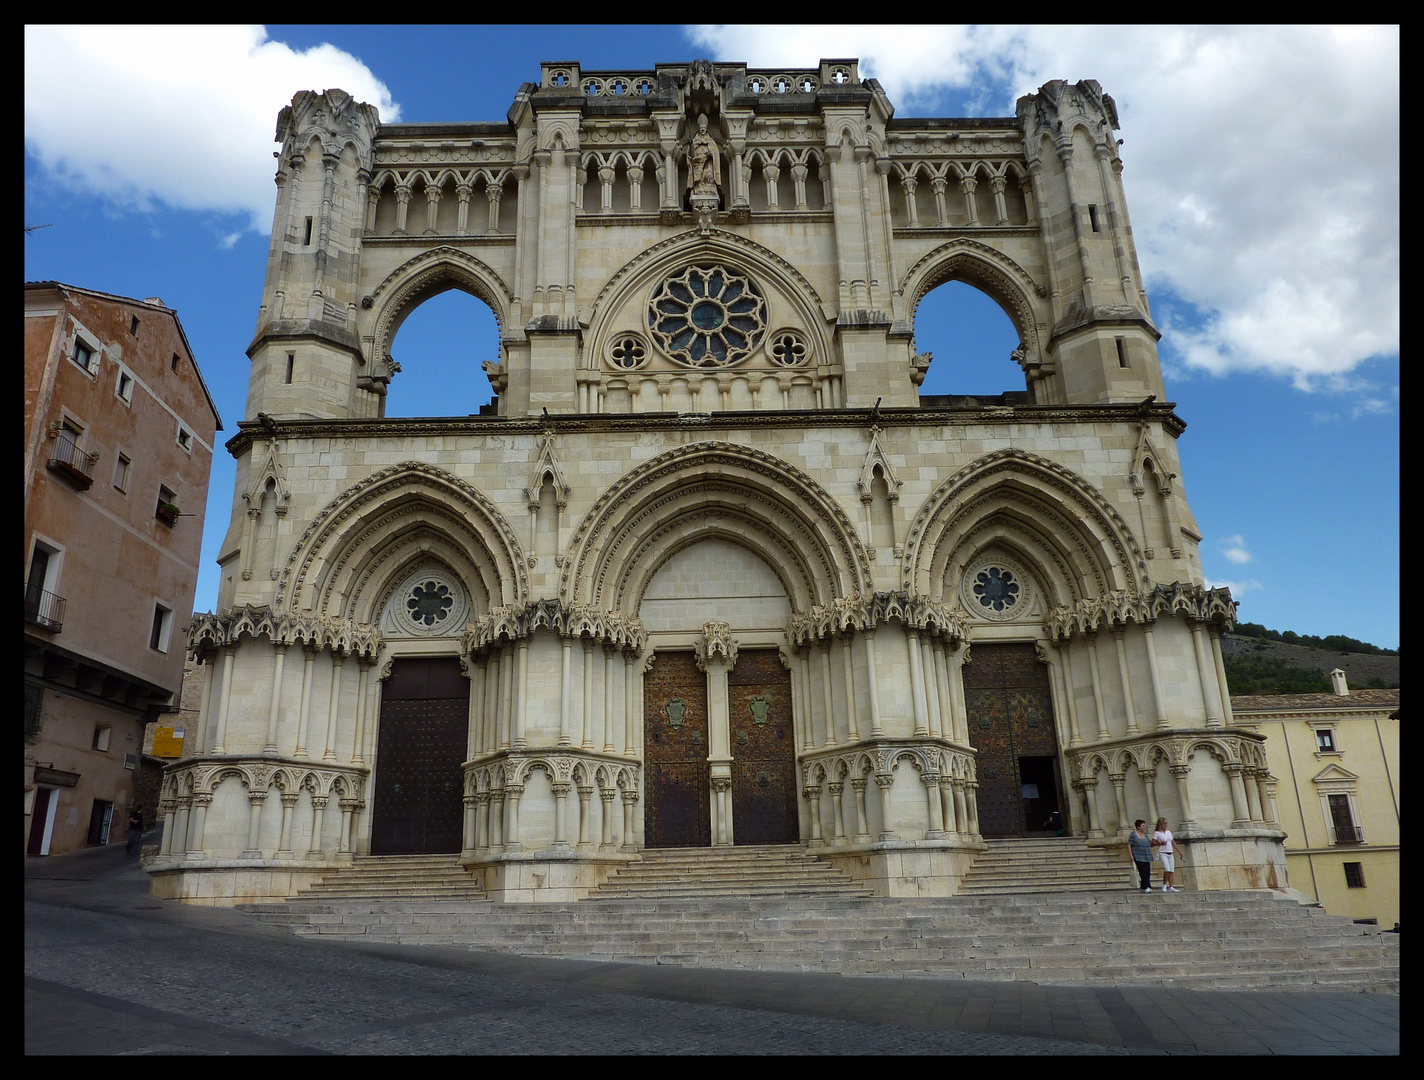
left=116, top=370, right=134, bottom=404
left=149, top=603, right=173, bottom=651
left=1088, top=204, right=1101, bottom=232
left=177, top=427, right=193, bottom=453
left=113, top=453, right=131, bottom=492
left=71, top=338, right=98, bottom=375
left=171, top=353, right=181, bottom=373
left=1344, top=863, right=1366, bottom=888
left=285, top=353, right=295, bottom=384
left=1115, top=338, right=1129, bottom=369
left=129, top=316, right=140, bottom=335
left=1316, top=729, right=1336, bottom=753
left=87, top=800, right=114, bottom=845
left=92, top=726, right=112, bottom=751
left=304, top=217, right=314, bottom=245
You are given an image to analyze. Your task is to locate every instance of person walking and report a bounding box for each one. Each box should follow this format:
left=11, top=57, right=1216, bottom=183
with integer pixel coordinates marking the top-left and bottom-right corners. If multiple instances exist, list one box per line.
left=1130, top=819, right=1153, bottom=892
left=126, top=804, right=144, bottom=856
left=1152, top=816, right=1181, bottom=891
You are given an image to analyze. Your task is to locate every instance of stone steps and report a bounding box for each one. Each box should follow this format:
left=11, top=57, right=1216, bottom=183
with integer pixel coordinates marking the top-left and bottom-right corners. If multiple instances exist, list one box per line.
left=957, top=837, right=1133, bottom=894
left=589, top=844, right=876, bottom=900
left=237, top=887, right=1398, bottom=992
left=291, top=854, right=489, bottom=902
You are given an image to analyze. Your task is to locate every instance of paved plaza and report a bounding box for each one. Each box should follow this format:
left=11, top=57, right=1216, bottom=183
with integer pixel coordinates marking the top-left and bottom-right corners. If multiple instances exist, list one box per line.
left=25, top=840, right=1398, bottom=1055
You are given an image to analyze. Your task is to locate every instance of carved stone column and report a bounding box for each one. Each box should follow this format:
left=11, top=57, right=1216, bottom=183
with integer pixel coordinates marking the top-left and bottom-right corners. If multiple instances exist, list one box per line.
left=295, top=647, right=316, bottom=757
left=1080, top=778, right=1103, bottom=837
left=559, top=637, right=574, bottom=747
left=620, top=788, right=638, bottom=851
left=711, top=776, right=733, bottom=846
left=840, top=636, right=860, bottom=742
left=1112, top=628, right=1140, bottom=735
left=485, top=183, right=503, bottom=235
left=851, top=777, right=872, bottom=843
left=1143, top=766, right=1160, bottom=827
left=1108, top=771, right=1129, bottom=832
left=939, top=775, right=957, bottom=835
left=264, top=643, right=287, bottom=754
left=965, top=780, right=981, bottom=836
left=423, top=183, right=442, bottom=234
left=186, top=793, right=211, bottom=857
left=864, top=631, right=885, bottom=737
left=952, top=780, right=969, bottom=839
left=514, top=641, right=529, bottom=749
left=924, top=771, right=945, bottom=839
left=159, top=802, right=178, bottom=857
left=462, top=794, right=478, bottom=855
left=959, top=175, right=979, bottom=226
left=599, top=786, right=616, bottom=849
left=1171, top=765, right=1197, bottom=829
left=306, top=796, right=327, bottom=859
left=172, top=797, right=191, bottom=857
left=930, top=176, right=950, bottom=226
left=875, top=773, right=898, bottom=841
left=551, top=782, right=571, bottom=851
left=322, top=651, right=344, bottom=761
left=1191, top=622, right=1223, bottom=727
left=212, top=648, right=235, bottom=754
left=503, top=784, right=523, bottom=851
left=900, top=175, right=919, bottom=226
left=1244, top=767, right=1264, bottom=822
left=828, top=781, right=846, bottom=845
left=393, top=184, right=411, bottom=235
left=338, top=798, right=357, bottom=854
left=1086, top=634, right=1110, bottom=740
left=1143, top=623, right=1169, bottom=730
left=1224, top=763, right=1251, bottom=826
left=804, top=784, right=824, bottom=843
left=276, top=792, right=298, bottom=857
left=576, top=783, right=593, bottom=849
left=455, top=181, right=472, bottom=235
left=990, top=175, right=1009, bottom=224
left=351, top=658, right=371, bottom=765
left=906, top=629, right=930, bottom=737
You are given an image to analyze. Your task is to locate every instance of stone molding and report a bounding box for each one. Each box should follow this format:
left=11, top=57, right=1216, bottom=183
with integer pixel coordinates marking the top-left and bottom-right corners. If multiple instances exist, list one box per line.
left=1044, top=581, right=1236, bottom=641
left=784, top=590, right=970, bottom=646
left=187, top=605, right=382, bottom=661
left=161, top=756, right=366, bottom=802
left=462, top=599, right=647, bottom=655
left=1069, top=729, right=1268, bottom=780
left=800, top=738, right=976, bottom=785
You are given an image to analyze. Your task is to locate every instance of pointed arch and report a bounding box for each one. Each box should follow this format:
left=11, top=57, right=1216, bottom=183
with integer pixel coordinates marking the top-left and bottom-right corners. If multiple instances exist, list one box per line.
left=278, top=461, right=527, bottom=623
left=365, top=246, right=513, bottom=366
left=902, top=449, right=1146, bottom=605
left=561, top=441, right=871, bottom=615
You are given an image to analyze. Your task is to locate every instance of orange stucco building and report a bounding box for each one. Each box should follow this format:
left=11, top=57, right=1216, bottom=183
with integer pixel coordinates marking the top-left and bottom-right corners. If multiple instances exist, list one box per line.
left=24, top=282, right=221, bottom=856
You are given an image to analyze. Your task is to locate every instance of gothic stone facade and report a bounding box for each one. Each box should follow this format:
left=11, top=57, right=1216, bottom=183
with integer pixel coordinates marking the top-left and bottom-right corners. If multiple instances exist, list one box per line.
left=149, top=60, right=1287, bottom=904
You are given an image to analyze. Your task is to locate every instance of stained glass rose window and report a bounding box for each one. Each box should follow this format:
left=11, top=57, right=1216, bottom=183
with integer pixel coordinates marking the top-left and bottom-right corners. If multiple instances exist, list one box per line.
left=648, top=266, right=766, bottom=368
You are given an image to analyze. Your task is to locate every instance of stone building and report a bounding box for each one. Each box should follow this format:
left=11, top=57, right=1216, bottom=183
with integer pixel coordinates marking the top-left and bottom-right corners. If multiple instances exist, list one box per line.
left=1233, top=674, right=1399, bottom=930
left=151, top=60, right=1286, bottom=904
left=25, top=282, right=222, bottom=856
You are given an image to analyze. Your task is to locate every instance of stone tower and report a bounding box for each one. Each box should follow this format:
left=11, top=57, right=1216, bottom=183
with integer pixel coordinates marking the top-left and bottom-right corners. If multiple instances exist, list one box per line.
left=152, top=61, right=1285, bottom=905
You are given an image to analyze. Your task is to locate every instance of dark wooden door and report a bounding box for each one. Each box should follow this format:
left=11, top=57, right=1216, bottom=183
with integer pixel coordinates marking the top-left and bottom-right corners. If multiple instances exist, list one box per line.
left=371, top=657, right=468, bottom=854
left=962, top=643, right=1059, bottom=838
left=728, top=649, right=798, bottom=844
left=643, top=651, right=711, bottom=848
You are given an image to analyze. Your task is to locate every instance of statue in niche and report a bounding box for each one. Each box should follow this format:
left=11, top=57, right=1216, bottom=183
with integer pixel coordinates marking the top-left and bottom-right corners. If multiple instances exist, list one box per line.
left=686, top=113, right=722, bottom=202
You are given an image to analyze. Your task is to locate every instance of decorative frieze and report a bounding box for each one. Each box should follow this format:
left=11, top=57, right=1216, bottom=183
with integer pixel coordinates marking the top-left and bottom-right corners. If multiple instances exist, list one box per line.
left=187, top=605, right=382, bottom=661
left=463, top=599, right=647, bottom=655
left=1044, top=582, right=1237, bottom=641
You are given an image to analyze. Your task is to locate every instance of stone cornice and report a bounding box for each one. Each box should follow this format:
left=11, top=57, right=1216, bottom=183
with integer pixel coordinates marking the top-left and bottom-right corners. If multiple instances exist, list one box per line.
left=187, top=605, right=383, bottom=661
left=463, top=599, right=647, bottom=655
left=1045, top=582, right=1237, bottom=640
left=226, top=401, right=1187, bottom=454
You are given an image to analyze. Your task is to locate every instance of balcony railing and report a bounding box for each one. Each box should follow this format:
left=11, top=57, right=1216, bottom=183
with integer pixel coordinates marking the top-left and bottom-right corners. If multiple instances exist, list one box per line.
left=46, top=435, right=98, bottom=489
left=1333, top=825, right=1365, bottom=844
left=23, top=582, right=66, bottom=632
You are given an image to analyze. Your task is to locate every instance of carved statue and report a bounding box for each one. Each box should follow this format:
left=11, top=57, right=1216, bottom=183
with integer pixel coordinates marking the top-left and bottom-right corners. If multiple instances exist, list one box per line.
left=686, top=113, right=721, bottom=201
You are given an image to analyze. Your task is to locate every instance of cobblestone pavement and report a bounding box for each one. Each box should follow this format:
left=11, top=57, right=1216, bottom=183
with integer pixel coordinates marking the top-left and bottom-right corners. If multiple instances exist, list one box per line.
left=25, top=841, right=1398, bottom=1056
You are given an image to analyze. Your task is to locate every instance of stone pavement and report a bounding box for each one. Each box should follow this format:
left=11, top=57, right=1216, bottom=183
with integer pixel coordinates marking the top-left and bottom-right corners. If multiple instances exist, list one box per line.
left=25, top=840, right=1398, bottom=1055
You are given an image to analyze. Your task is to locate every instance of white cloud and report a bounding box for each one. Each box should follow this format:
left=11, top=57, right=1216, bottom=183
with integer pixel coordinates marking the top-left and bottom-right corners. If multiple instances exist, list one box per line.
left=1218, top=535, right=1253, bottom=565
left=24, top=26, right=399, bottom=235
left=1204, top=577, right=1262, bottom=594
left=687, top=25, right=1399, bottom=391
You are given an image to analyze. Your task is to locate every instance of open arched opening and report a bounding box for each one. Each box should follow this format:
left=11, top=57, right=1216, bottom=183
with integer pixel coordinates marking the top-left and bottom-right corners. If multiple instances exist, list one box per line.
left=383, top=288, right=500, bottom=418
left=914, top=280, right=1024, bottom=402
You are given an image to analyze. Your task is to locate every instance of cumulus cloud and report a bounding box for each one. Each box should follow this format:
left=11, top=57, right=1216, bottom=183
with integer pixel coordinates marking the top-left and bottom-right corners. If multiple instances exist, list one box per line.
left=687, top=25, right=1399, bottom=390
left=1204, top=577, right=1262, bottom=594
left=24, top=25, right=399, bottom=235
left=1218, top=535, right=1253, bottom=565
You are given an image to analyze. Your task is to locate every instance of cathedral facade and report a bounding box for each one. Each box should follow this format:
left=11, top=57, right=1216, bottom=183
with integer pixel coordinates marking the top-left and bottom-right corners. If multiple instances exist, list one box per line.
left=150, top=60, right=1287, bottom=904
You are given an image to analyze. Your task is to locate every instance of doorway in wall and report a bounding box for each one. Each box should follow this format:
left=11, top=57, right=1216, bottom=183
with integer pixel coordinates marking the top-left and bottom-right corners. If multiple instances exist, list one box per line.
left=727, top=648, right=797, bottom=844
left=643, top=651, right=711, bottom=848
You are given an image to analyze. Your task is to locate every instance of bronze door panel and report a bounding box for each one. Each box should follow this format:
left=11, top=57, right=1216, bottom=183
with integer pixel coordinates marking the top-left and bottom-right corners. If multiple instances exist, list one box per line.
left=643, top=652, right=711, bottom=848
left=371, top=658, right=467, bottom=854
left=728, top=649, right=798, bottom=845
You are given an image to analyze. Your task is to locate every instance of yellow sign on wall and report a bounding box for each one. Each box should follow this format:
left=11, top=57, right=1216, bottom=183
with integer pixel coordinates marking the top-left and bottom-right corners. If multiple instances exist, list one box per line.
left=151, top=726, right=185, bottom=758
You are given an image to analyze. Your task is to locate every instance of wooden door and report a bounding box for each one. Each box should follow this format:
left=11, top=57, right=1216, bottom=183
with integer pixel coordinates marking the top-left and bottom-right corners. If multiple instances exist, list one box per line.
left=643, top=651, right=711, bottom=848
left=963, top=643, right=1060, bottom=838
left=370, top=657, right=468, bottom=854
left=728, top=649, right=798, bottom=844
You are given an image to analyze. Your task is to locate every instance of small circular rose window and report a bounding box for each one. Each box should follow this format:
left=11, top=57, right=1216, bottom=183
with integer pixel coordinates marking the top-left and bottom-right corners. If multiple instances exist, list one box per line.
left=960, top=554, right=1035, bottom=622
left=406, top=580, right=454, bottom=627
left=972, top=567, right=1020, bottom=612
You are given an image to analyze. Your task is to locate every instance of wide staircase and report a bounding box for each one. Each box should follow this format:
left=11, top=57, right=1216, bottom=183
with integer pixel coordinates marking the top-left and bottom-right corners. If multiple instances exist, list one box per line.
left=291, top=854, right=489, bottom=902
left=591, top=844, right=876, bottom=900
left=237, top=845, right=1398, bottom=992
left=957, top=837, right=1132, bottom=895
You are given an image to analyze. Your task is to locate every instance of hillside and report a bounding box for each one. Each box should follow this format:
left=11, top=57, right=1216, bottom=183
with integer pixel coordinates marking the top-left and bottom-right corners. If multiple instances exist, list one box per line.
left=1219, top=633, right=1400, bottom=695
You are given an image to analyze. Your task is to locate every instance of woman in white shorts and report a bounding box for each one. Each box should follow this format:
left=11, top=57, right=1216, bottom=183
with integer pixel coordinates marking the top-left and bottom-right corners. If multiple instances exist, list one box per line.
left=1152, top=816, right=1181, bottom=891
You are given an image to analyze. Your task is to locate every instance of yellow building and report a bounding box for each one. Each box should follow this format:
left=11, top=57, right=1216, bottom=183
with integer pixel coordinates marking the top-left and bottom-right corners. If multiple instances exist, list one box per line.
left=1233, top=672, right=1399, bottom=930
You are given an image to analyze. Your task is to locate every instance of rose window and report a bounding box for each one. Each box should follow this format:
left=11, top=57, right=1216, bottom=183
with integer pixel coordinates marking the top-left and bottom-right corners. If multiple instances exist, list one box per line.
left=608, top=334, right=649, bottom=370
left=406, top=580, right=454, bottom=627
left=769, top=330, right=809, bottom=367
left=648, top=267, right=766, bottom=368
left=972, top=567, right=1020, bottom=612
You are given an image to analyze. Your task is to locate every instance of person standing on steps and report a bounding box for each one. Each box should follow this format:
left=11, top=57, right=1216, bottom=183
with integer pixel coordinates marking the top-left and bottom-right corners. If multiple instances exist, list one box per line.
left=1130, top=818, right=1154, bottom=892
left=1152, top=816, right=1181, bottom=891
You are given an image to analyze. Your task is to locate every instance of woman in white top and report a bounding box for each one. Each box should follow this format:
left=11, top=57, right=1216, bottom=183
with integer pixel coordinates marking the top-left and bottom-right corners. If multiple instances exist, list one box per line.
left=1152, top=817, right=1181, bottom=891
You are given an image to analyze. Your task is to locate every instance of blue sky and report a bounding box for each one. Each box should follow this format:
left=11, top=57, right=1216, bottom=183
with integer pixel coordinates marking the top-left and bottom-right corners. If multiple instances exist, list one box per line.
left=24, top=25, right=1399, bottom=649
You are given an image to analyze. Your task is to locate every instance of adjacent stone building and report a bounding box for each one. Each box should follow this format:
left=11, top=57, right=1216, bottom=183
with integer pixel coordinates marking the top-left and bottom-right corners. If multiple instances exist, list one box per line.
left=152, top=60, right=1286, bottom=904
left=25, top=282, right=221, bottom=856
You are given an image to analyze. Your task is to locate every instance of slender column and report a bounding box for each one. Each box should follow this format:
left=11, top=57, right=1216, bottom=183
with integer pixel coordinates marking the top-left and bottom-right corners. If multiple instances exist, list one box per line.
left=582, top=639, right=596, bottom=751
left=1171, top=765, right=1197, bottom=829
left=1209, top=631, right=1236, bottom=726
left=1108, top=772, right=1129, bottom=832
left=306, top=797, right=326, bottom=858
left=1225, top=764, right=1251, bottom=826
left=947, top=645, right=969, bottom=744
left=603, top=645, right=616, bottom=753
left=351, top=659, right=370, bottom=765
left=828, top=782, right=846, bottom=845
left=486, top=183, right=503, bottom=234
left=952, top=781, right=968, bottom=839
left=899, top=175, right=919, bottom=225
left=514, top=642, right=529, bottom=749
left=462, top=795, right=478, bottom=855
left=559, top=638, right=573, bottom=746
left=851, top=777, right=871, bottom=843
left=990, top=175, right=1009, bottom=224
left=294, top=646, right=316, bottom=757
left=1191, top=623, right=1223, bottom=727
left=923, top=637, right=943, bottom=738
left=599, top=788, right=616, bottom=849
left=1081, top=779, right=1103, bottom=836
left=864, top=632, right=884, bottom=737
left=422, top=183, right=442, bottom=234
left=242, top=792, right=267, bottom=860
left=322, top=653, right=344, bottom=761
left=159, top=803, right=177, bottom=857
left=1143, top=624, right=1170, bottom=730
left=874, top=774, right=898, bottom=841
left=172, top=798, right=191, bottom=856
left=620, top=789, right=637, bottom=850
left=804, top=785, right=824, bottom=843
left=186, top=794, right=210, bottom=856
left=393, top=184, right=411, bottom=234
left=276, top=792, right=298, bottom=857
left=1053, top=643, right=1083, bottom=746
left=924, top=772, right=945, bottom=838
left=798, top=649, right=816, bottom=749
left=476, top=793, right=491, bottom=851
left=712, top=777, right=732, bottom=846
left=489, top=785, right=504, bottom=852
left=939, top=775, right=957, bottom=835
left=503, top=785, right=523, bottom=850
left=211, top=648, right=235, bottom=754
left=1143, top=768, right=1160, bottom=827
left=840, top=636, right=860, bottom=741
left=264, top=644, right=287, bottom=754
left=959, top=175, right=979, bottom=225
left=338, top=800, right=356, bottom=854
left=483, top=652, right=500, bottom=753
left=819, top=642, right=838, bottom=746
left=906, top=630, right=930, bottom=737
left=192, top=660, right=214, bottom=761
left=1244, top=768, right=1264, bottom=822
left=1112, top=629, right=1140, bottom=735
left=576, top=784, right=593, bottom=849
left=1261, top=777, right=1280, bottom=827
left=551, top=783, right=571, bottom=850
left=623, top=653, right=639, bottom=757
left=965, top=781, right=981, bottom=836
left=1086, top=634, right=1110, bottom=740
left=467, top=659, right=483, bottom=760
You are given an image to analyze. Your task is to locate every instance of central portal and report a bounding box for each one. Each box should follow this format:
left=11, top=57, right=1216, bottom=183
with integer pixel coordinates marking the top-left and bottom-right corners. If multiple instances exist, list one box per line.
left=643, top=651, right=711, bottom=848
left=728, top=648, right=798, bottom=844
